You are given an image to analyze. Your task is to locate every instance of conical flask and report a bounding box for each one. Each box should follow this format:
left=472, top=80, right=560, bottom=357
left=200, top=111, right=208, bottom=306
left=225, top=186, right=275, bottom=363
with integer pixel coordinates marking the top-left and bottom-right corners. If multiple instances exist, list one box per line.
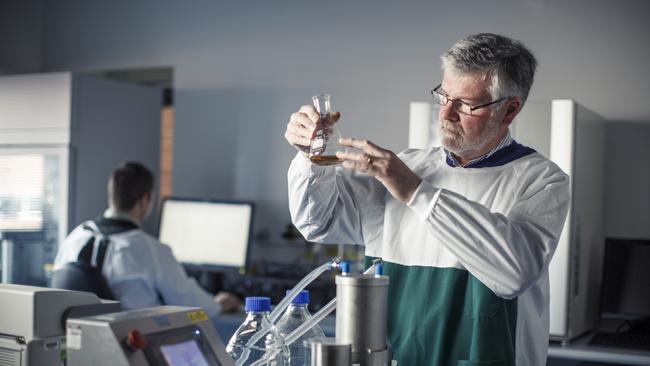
left=309, top=94, right=343, bottom=166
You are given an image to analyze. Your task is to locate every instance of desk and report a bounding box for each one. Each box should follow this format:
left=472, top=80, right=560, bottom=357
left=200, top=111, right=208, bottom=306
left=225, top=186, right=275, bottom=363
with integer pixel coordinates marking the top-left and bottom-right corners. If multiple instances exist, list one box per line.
left=548, top=332, right=650, bottom=365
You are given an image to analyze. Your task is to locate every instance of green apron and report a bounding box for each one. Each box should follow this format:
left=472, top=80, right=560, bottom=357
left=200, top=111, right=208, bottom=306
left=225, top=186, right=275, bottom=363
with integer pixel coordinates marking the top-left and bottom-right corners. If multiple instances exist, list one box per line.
left=366, top=257, right=518, bottom=366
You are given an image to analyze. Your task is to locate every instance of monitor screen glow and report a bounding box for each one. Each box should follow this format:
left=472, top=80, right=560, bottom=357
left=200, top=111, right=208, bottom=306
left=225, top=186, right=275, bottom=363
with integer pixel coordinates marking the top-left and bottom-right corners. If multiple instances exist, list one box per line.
left=158, top=199, right=253, bottom=268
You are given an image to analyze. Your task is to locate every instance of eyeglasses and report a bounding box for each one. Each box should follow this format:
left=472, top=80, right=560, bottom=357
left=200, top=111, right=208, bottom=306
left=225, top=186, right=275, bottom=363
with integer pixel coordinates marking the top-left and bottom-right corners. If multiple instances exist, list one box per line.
left=431, top=84, right=507, bottom=116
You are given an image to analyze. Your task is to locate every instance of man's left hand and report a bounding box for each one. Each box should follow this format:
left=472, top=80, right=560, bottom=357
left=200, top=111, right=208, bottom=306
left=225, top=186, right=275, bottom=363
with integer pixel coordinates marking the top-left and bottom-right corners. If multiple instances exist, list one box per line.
left=336, top=138, right=422, bottom=203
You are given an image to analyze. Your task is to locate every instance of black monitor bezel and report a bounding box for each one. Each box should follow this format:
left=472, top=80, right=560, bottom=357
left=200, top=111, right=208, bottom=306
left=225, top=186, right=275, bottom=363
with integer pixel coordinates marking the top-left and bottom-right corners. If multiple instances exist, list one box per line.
left=157, top=196, right=255, bottom=272
left=599, top=237, right=650, bottom=320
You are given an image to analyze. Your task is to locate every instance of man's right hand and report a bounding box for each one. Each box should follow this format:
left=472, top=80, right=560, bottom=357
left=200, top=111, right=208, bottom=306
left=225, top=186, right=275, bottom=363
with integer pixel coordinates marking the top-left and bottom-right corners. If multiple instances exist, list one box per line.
left=285, top=105, right=341, bottom=154
left=214, top=292, right=242, bottom=313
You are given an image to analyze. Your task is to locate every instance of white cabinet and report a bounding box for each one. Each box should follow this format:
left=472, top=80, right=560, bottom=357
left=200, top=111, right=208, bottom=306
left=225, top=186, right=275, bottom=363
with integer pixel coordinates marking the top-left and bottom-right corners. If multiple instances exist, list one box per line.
left=0, top=72, right=161, bottom=286
left=512, top=100, right=606, bottom=341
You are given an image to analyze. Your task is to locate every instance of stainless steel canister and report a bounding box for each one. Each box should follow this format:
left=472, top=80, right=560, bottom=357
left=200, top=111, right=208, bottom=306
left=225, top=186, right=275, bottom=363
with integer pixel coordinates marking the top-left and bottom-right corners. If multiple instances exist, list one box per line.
left=309, top=337, right=352, bottom=366
left=335, top=274, right=390, bottom=365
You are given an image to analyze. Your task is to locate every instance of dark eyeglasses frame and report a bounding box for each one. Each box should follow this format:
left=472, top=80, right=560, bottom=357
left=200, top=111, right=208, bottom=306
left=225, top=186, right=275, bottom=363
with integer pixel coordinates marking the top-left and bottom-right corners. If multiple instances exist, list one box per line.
left=431, top=84, right=508, bottom=115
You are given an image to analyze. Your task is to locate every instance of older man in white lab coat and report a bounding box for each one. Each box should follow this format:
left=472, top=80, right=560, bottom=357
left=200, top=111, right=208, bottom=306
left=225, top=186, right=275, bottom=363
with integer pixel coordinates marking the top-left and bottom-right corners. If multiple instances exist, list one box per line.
left=284, top=33, right=570, bottom=365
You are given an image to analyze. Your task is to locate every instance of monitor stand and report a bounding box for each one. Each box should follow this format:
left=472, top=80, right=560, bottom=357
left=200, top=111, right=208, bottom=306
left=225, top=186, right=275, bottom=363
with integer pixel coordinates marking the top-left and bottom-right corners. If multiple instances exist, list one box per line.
left=626, top=317, right=650, bottom=334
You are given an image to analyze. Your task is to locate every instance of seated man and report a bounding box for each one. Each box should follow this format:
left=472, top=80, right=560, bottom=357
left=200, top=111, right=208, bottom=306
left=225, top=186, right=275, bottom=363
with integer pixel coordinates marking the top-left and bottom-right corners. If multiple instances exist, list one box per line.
left=54, top=161, right=241, bottom=316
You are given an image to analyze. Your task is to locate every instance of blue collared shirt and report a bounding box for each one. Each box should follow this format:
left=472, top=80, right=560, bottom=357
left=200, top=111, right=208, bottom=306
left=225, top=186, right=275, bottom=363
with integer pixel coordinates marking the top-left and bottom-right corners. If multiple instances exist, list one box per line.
left=445, top=130, right=513, bottom=168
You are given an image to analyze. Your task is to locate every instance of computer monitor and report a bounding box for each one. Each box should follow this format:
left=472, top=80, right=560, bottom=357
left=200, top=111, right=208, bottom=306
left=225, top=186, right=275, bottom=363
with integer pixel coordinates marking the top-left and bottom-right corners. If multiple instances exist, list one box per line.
left=158, top=198, right=254, bottom=270
left=600, top=238, right=650, bottom=320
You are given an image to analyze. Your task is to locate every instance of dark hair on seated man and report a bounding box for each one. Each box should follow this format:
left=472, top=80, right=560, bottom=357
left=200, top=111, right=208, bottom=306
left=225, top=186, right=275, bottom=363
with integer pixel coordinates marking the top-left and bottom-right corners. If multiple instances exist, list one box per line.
left=108, top=161, right=154, bottom=212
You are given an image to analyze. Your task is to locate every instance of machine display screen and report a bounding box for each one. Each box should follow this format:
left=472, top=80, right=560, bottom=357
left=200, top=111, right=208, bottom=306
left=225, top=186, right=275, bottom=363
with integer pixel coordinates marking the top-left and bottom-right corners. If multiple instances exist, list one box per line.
left=160, top=339, right=210, bottom=366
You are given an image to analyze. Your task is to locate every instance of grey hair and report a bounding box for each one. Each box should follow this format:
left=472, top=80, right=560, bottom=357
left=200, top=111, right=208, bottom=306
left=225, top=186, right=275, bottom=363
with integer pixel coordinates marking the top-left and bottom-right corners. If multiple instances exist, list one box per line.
left=441, top=33, right=537, bottom=107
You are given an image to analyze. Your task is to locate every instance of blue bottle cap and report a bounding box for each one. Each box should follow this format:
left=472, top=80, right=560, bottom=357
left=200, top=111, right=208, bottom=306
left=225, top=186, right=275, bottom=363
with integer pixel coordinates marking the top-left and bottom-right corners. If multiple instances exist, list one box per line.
left=375, top=263, right=384, bottom=276
left=286, top=290, right=310, bottom=304
left=340, top=261, right=350, bottom=275
left=245, top=297, right=271, bottom=312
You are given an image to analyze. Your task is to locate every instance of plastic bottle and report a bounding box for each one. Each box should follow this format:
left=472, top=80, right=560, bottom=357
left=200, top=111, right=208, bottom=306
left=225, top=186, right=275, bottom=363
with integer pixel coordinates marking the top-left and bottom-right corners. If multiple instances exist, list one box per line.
left=275, top=290, right=326, bottom=366
left=226, top=297, right=285, bottom=365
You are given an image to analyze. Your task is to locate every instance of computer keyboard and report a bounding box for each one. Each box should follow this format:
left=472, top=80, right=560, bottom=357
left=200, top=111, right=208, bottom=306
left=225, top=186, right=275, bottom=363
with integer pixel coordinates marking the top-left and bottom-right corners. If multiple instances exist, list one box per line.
left=589, top=332, right=650, bottom=351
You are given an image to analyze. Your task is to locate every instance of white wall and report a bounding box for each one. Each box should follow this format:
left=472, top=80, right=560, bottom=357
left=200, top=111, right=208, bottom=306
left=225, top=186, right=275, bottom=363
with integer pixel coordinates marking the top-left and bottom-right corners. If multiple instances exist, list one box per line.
left=11, top=0, right=650, bottom=240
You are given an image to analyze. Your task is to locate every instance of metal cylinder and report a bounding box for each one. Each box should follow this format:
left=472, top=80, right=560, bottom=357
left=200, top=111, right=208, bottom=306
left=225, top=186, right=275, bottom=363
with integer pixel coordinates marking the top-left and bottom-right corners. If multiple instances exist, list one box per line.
left=309, top=337, right=352, bottom=366
left=335, top=274, right=390, bottom=365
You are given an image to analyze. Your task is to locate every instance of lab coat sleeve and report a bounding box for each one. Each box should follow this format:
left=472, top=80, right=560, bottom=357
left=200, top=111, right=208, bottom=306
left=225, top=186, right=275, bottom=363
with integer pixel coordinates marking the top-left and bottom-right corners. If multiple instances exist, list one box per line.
left=288, top=153, right=385, bottom=245
left=407, top=163, right=570, bottom=299
left=153, top=244, right=222, bottom=318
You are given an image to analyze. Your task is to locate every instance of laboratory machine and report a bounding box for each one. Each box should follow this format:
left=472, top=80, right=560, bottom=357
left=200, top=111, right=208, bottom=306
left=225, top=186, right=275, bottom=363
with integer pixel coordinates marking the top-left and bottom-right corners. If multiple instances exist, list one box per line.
left=0, top=284, right=119, bottom=366
left=66, top=306, right=234, bottom=366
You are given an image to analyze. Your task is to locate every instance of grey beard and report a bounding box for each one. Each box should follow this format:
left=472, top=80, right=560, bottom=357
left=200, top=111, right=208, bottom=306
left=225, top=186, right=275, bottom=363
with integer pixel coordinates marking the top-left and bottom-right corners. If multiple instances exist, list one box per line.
left=439, top=117, right=500, bottom=157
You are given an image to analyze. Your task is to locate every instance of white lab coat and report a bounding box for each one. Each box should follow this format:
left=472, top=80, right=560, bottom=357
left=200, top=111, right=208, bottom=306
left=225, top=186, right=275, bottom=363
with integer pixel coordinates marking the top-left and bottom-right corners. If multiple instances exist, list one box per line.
left=288, top=145, right=570, bottom=366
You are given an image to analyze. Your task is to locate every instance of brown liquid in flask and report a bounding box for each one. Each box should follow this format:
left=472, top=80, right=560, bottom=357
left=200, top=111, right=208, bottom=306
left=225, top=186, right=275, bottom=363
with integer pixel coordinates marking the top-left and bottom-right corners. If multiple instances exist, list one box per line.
left=308, top=94, right=342, bottom=166
left=310, top=155, right=341, bottom=166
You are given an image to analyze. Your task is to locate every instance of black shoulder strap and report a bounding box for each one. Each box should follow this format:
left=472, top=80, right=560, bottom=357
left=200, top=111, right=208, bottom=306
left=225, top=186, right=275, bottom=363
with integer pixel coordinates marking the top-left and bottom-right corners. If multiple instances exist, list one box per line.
left=94, top=236, right=110, bottom=272
left=78, top=221, right=111, bottom=272
left=77, top=234, right=95, bottom=265
left=77, top=218, right=138, bottom=271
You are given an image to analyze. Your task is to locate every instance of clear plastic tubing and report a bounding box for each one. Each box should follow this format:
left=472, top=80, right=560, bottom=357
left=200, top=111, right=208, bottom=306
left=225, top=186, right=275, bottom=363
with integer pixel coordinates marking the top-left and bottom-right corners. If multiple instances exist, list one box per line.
left=248, top=263, right=379, bottom=366
left=270, top=257, right=341, bottom=323
left=236, top=257, right=342, bottom=366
